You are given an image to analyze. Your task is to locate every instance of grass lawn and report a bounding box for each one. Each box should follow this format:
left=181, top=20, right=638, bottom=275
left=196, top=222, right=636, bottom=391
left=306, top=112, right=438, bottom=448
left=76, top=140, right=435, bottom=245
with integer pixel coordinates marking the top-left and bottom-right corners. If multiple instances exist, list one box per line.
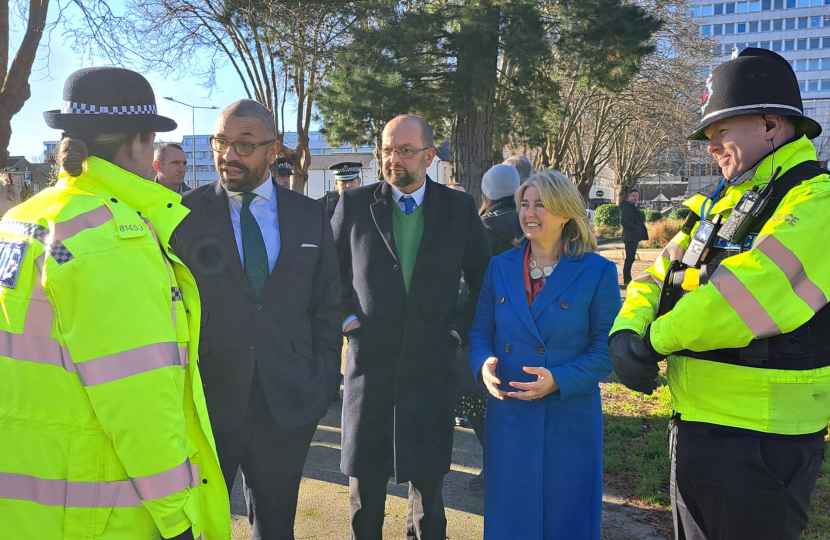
left=602, top=367, right=830, bottom=540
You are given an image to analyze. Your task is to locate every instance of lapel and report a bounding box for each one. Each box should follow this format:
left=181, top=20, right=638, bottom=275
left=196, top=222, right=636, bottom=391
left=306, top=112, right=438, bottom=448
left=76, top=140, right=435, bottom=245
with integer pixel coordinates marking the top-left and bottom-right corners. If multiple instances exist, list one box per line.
left=530, top=251, right=587, bottom=321
left=370, top=181, right=400, bottom=263
left=260, top=181, right=298, bottom=299
left=417, top=179, right=450, bottom=249
left=501, top=245, right=544, bottom=342
left=202, top=180, right=256, bottom=301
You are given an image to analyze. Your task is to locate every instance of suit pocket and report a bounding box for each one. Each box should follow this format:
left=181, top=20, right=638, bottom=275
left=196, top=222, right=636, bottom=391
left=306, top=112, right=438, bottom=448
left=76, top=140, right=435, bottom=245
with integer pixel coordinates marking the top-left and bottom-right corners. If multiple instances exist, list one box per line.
left=293, top=339, right=313, bottom=360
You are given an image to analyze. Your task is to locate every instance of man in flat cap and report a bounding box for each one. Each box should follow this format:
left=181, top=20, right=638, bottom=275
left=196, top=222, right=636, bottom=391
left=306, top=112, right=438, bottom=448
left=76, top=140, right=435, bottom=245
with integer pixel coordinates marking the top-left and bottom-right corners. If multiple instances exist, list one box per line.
left=272, top=157, right=293, bottom=189
left=318, top=161, right=363, bottom=220
left=611, top=48, right=829, bottom=540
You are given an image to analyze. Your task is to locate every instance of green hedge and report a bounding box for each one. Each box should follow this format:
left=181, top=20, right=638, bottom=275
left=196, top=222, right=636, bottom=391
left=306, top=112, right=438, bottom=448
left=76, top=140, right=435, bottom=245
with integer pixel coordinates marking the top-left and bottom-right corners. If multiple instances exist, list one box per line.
left=643, top=209, right=663, bottom=223
left=595, top=204, right=621, bottom=228
left=669, top=207, right=691, bottom=220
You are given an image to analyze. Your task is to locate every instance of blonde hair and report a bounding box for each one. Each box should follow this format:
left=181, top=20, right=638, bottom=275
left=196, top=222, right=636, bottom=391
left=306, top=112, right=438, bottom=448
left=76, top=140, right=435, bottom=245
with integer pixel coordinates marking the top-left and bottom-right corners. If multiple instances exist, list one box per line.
left=514, top=169, right=597, bottom=258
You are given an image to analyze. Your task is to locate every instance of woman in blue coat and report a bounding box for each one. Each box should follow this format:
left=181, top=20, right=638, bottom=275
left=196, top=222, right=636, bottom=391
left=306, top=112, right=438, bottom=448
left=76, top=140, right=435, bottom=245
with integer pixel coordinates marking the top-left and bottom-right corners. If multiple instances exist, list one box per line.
left=468, top=170, right=621, bottom=539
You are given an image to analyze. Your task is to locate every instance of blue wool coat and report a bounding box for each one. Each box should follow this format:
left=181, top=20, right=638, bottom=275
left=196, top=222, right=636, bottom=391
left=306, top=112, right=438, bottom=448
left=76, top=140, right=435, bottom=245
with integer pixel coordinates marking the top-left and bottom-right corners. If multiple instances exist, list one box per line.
left=468, top=244, right=621, bottom=540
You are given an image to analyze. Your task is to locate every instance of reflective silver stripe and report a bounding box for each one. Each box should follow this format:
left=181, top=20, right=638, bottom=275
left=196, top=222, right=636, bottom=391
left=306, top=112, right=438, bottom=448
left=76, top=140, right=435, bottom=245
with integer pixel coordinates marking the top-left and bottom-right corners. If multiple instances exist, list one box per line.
left=0, top=330, right=74, bottom=371
left=131, top=458, right=193, bottom=501
left=700, top=103, right=803, bottom=123
left=76, top=342, right=187, bottom=387
left=660, top=241, right=685, bottom=262
left=710, top=267, right=781, bottom=338
left=0, top=471, right=142, bottom=507
left=25, top=254, right=54, bottom=339
left=53, top=206, right=113, bottom=242
left=633, top=272, right=661, bottom=285
left=754, top=235, right=828, bottom=313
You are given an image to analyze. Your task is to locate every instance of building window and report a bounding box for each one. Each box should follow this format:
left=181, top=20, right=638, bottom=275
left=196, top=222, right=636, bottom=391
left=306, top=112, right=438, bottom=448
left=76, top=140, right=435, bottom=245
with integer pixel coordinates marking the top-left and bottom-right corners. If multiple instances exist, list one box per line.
left=785, top=18, right=795, bottom=29
left=798, top=17, right=808, bottom=29
left=750, top=0, right=761, bottom=10
left=772, top=40, right=782, bottom=51
left=825, top=37, right=830, bottom=48
left=691, top=6, right=701, bottom=16
left=798, top=0, right=808, bottom=6
left=808, top=80, right=818, bottom=91
left=773, top=19, right=783, bottom=30
left=796, top=59, right=807, bottom=71
left=786, top=0, right=795, bottom=6
left=823, top=58, right=830, bottom=69
left=811, top=17, right=821, bottom=28
left=726, top=2, right=736, bottom=12
left=774, top=0, right=783, bottom=7
left=761, top=20, right=771, bottom=31
left=809, top=58, right=819, bottom=70
left=714, top=25, right=723, bottom=35
left=798, top=38, right=807, bottom=50
left=822, top=80, right=830, bottom=91
left=814, top=0, right=824, bottom=5
left=762, top=0, right=772, bottom=8
left=702, top=26, right=711, bottom=35
left=785, top=39, right=794, bottom=50
left=725, top=23, right=735, bottom=34
left=738, top=23, right=747, bottom=32
left=33, top=184, right=40, bottom=194
left=702, top=4, right=713, bottom=15
left=760, top=41, right=771, bottom=49
left=811, top=38, right=821, bottom=48
left=715, top=3, right=724, bottom=14
left=738, top=1, right=749, bottom=10
left=799, top=81, right=807, bottom=91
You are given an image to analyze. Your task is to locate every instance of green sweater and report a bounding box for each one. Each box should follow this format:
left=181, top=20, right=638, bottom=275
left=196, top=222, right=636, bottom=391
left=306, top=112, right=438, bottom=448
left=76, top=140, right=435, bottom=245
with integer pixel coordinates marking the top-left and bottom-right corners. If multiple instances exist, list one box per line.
left=392, top=200, right=425, bottom=294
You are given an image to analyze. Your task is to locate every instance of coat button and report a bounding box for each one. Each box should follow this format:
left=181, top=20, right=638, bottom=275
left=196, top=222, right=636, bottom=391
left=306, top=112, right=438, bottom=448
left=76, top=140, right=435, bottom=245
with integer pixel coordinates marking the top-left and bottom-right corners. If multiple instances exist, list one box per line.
left=393, top=264, right=399, bottom=271
left=505, top=344, right=511, bottom=353
left=249, top=343, right=256, bottom=350
left=202, top=478, right=208, bottom=484
left=256, top=303, right=262, bottom=310
left=499, top=296, right=505, bottom=304
left=538, top=346, right=545, bottom=354
left=560, top=301, right=569, bottom=310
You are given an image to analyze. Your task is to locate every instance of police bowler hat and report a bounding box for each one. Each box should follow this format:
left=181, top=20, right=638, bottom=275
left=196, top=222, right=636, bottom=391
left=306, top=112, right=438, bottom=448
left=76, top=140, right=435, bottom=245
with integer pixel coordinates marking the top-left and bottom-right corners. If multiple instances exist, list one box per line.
left=688, top=48, right=821, bottom=141
left=44, top=67, right=177, bottom=133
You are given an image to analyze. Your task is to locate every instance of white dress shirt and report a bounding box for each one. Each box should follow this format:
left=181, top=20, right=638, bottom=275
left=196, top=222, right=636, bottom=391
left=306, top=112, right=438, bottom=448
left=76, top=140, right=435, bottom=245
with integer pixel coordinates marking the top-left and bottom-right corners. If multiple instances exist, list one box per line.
left=225, top=176, right=280, bottom=272
left=390, top=180, right=427, bottom=213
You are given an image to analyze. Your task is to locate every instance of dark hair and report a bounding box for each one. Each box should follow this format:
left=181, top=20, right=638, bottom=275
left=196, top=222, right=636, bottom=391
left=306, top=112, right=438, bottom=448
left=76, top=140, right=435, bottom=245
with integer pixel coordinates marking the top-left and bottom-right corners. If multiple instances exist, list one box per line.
left=628, top=188, right=639, bottom=194
left=222, top=99, right=278, bottom=139
left=154, top=142, right=184, bottom=163
left=58, top=131, right=154, bottom=177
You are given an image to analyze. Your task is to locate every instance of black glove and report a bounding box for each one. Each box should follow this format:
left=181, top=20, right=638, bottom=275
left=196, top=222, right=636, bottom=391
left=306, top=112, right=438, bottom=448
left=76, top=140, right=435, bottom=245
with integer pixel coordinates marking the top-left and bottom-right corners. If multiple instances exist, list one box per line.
left=608, top=330, right=662, bottom=395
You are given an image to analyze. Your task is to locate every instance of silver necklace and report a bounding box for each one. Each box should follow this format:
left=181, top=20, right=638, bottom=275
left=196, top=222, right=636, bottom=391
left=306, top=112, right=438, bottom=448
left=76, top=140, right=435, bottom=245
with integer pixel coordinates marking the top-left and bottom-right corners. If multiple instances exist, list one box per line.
left=528, top=257, right=556, bottom=280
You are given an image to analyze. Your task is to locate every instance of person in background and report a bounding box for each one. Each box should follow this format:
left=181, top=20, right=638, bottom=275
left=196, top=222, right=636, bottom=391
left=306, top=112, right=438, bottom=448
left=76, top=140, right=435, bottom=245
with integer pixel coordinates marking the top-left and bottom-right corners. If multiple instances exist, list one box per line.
left=273, top=157, right=292, bottom=189
left=153, top=142, right=191, bottom=193
left=469, top=169, right=620, bottom=540
left=0, top=66, right=230, bottom=540
left=446, top=182, right=465, bottom=192
left=503, top=155, right=532, bottom=182
left=619, top=188, right=648, bottom=287
left=332, top=114, right=491, bottom=540
left=319, top=162, right=363, bottom=220
left=173, top=99, right=342, bottom=540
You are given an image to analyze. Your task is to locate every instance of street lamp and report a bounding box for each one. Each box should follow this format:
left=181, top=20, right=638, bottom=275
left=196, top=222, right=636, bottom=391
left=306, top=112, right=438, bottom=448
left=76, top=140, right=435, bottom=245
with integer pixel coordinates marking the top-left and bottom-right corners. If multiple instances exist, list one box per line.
left=164, top=97, right=218, bottom=188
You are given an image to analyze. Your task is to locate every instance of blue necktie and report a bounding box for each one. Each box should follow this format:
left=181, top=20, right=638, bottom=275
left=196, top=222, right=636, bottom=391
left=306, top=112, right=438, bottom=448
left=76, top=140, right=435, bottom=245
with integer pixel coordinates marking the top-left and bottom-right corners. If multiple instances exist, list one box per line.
left=240, top=192, right=270, bottom=296
left=400, top=196, right=415, bottom=216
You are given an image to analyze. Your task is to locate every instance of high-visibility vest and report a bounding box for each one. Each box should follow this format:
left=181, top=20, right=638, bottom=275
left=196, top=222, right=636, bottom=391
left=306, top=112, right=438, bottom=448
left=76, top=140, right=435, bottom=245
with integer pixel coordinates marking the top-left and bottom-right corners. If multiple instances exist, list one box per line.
left=612, top=136, right=830, bottom=435
left=0, top=157, right=231, bottom=539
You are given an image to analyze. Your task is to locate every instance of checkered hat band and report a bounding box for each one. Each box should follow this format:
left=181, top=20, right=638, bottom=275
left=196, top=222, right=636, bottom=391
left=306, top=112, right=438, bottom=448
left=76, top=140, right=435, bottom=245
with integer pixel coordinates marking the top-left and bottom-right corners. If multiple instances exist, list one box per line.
left=61, top=101, right=158, bottom=115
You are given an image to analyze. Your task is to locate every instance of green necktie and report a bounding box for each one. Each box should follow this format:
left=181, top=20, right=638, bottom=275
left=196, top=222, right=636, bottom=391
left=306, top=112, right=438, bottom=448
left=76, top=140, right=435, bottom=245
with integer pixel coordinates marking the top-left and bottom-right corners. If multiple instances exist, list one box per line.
left=240, top=192, right=270, bottom=296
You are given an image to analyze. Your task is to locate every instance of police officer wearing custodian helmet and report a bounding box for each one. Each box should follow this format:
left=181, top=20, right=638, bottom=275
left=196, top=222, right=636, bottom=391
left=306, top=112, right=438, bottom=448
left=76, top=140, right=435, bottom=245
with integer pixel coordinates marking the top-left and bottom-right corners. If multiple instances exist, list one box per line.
left=0, top=67, right=230, bottom=539
left=610, top=48, right=829, bottom=540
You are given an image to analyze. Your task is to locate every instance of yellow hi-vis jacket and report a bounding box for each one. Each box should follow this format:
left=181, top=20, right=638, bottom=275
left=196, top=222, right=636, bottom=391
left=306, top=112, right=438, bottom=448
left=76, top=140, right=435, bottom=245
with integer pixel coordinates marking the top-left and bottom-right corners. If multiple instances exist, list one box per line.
left=0, top=157, right=231, bottom=539
left=612, top=135, right=830, bottom=435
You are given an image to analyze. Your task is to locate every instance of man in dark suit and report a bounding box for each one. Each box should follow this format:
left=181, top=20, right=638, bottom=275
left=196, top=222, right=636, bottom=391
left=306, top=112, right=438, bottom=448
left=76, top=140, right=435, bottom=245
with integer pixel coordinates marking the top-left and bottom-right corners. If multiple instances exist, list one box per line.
left=620, top=188, right=648, bottom=287
left=173, top=100, right=342, bottom=540
left=332, top=114, right=492, bottom=540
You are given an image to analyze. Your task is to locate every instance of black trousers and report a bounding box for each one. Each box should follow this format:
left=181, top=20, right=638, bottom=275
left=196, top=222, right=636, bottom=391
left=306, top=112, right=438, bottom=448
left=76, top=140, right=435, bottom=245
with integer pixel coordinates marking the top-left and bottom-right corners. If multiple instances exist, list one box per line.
left=622, top=241, right=639, bottom=284
left=214, top=375, right=319, bottom=540
left=670, top=419, right=826, bottom=540
left=349, top=474, right=447, bottom=540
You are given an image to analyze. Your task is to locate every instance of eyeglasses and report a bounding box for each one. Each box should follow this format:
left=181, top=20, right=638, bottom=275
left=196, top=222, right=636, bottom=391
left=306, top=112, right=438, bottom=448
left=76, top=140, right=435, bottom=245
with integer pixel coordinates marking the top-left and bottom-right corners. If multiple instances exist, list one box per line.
left=209, top=137, right=275, bottom=157
left=380, top=147, right=430, bottom=159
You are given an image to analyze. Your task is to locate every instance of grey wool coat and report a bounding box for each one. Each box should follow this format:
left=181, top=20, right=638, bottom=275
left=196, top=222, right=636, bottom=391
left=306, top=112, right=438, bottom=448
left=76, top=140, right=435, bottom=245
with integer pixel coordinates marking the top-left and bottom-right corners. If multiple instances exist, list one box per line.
left=332, top=179, right=492, bottom=482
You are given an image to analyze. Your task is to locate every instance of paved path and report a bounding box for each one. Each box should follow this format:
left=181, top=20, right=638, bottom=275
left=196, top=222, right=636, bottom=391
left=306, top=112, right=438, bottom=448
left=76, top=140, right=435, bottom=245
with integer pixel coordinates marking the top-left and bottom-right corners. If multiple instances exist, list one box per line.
left=229, top=399, right=669, bottom=539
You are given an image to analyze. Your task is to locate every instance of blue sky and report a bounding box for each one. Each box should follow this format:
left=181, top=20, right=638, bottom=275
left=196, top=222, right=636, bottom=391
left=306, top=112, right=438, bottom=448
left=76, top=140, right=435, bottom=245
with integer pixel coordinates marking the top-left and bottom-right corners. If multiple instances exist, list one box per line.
left=7, top=2, right=305, bottom=159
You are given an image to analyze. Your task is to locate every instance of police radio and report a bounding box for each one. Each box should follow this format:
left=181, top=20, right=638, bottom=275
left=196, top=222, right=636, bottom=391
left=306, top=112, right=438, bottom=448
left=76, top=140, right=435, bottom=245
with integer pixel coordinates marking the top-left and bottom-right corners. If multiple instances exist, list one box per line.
left=716, top=167, right=780, bottom=246
left=681, top=214, right=723, bottom=268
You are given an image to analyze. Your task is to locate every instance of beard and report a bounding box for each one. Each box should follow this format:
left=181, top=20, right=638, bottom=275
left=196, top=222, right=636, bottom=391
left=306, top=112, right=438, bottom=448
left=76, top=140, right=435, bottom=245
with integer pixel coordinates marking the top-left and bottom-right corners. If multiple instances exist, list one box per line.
left=384, top=157, right=425, bottom=189
left=218, top=159, right=267, bottom=192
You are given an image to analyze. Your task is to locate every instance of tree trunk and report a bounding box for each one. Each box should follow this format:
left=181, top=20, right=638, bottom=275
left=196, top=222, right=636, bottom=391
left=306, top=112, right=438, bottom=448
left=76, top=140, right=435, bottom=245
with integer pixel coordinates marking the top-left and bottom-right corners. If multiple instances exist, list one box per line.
left=0, top=0, right=50, bottom=169
left=450, top=0, right=500, bottom=203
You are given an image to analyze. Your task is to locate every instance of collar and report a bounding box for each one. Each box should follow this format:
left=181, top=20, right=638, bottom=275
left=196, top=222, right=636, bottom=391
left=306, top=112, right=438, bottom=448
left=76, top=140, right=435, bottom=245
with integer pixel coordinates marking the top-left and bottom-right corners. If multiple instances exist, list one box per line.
left=390, top=179, right=426, bottom=207
left=58, top=157, right=181, bottom=212
left=482, top=196, right=516, bottom=215
left=154, top=175, right=187, bottom=194
left=225, top=174, right=275, bottom=201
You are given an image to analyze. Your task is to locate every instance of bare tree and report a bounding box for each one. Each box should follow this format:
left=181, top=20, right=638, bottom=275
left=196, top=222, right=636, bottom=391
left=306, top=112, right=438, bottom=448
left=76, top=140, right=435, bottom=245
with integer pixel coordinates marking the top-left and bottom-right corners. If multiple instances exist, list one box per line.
left=1, top=0, right=50, bottom=168
left=70, top=0, right=354, bottom=192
